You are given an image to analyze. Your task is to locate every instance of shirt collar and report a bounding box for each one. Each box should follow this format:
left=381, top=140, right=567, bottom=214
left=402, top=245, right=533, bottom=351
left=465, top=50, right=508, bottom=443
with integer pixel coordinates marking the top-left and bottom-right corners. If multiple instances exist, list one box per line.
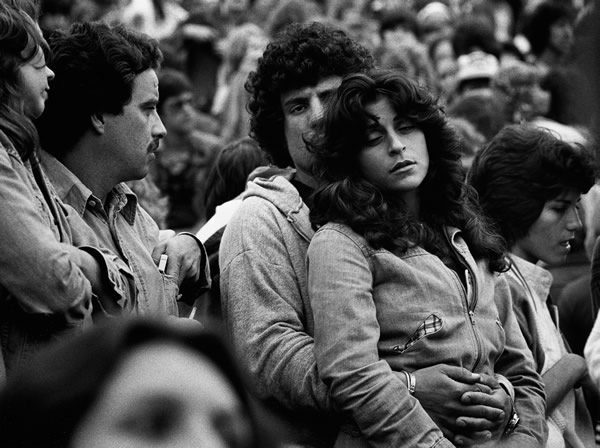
left=40, top=150, right=138, bottom=225
left=509, top=254, right=554, bottom=303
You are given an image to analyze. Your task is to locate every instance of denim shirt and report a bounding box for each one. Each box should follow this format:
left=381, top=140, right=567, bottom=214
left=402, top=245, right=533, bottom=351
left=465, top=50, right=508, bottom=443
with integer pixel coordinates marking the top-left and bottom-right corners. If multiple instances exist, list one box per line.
left=42, top=152, right=184, bottom=316
left=0, top=132, right=93, bottom=382
left=307, top=222, right=546, bottom=448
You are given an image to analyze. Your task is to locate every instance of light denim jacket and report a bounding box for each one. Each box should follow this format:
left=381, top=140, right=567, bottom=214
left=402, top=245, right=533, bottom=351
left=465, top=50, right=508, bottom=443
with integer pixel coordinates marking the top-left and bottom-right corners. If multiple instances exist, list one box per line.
left=0, top=132, right=93, bottom=382
left=307, top=222, right=547, bottom=448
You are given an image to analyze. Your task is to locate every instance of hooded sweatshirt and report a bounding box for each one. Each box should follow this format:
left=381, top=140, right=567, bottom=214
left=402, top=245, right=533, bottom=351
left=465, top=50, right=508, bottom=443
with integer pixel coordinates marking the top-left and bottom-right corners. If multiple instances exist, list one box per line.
left=219, top=173, right=338, bottom=447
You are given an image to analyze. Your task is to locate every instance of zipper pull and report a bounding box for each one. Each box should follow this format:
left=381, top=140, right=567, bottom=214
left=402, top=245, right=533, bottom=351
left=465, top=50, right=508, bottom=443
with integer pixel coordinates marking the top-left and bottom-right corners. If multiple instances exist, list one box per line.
left=469, top=310, right=475, bottom=325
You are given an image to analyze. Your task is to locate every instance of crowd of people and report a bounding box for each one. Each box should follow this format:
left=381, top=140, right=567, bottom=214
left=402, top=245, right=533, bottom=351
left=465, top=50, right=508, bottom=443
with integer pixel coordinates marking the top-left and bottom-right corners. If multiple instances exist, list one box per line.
left=1, top=0, right=600, bottom=447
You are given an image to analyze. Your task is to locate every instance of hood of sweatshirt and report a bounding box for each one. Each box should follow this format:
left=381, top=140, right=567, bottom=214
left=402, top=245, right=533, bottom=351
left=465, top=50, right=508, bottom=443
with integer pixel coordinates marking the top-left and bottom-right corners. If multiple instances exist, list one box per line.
left=243, top=169, right=314, bottom=243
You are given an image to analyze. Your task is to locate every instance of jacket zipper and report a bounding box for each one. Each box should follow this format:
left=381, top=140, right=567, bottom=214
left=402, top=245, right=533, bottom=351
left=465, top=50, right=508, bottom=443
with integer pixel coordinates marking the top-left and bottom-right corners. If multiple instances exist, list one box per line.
left=444, top=231, right=482, bottom=371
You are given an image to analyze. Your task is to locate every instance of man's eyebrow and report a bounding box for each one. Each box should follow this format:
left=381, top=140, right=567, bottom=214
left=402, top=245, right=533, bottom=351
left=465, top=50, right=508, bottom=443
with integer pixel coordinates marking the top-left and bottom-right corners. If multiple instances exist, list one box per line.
left=282, top=95, right=308, bottom=106
left=140, top=97, right=159, bottom=107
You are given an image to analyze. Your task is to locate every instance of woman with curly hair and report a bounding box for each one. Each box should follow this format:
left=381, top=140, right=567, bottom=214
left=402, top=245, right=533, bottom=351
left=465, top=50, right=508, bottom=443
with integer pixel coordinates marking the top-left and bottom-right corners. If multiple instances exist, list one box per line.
left=306, top=70, right=546, bottom=447
left=469, top=124, right=597, bottom=448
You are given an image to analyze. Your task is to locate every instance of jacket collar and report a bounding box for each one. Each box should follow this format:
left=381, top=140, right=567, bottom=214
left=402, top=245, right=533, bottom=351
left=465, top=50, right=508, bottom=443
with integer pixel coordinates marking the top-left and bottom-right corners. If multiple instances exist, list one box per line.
left=41, top=150, right=138, bottom=225
left=509, top=254, right=554, bottom=304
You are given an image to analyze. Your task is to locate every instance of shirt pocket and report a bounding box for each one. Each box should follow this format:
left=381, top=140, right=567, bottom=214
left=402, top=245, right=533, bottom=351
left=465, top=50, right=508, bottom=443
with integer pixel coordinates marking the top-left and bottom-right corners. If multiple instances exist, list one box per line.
left=390, top=313, right=444, bottom=354
left=161, top=273, right=180, bottom=317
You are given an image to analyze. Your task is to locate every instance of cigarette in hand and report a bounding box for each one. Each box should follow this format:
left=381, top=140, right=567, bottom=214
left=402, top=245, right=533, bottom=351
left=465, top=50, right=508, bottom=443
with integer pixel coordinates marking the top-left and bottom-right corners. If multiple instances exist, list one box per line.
left=158, top=254, right=168, bottom=274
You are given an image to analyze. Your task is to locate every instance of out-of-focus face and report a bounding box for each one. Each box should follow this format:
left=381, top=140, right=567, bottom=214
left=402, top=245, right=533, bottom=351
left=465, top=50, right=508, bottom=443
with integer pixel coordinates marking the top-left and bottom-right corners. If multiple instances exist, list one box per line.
left=103, top=68, right=166, bottom=182
left=358, top=96, right=429, bottom=213
left=280, top=75, right=342, bottom=186
left=17, top=46, right=55, bottom=119
left=549, top=18, right=574, bottom=57
left=431, top=39, right=455, bottom=70
left=160, top=91, right=197, bottom=136
left=529, top=82, right=551, bottom=117
left=513, top=189, right=582, bottom=265
left=436, top=58, right=458, bottom=100
left=71, top=342, right=253, bottom=448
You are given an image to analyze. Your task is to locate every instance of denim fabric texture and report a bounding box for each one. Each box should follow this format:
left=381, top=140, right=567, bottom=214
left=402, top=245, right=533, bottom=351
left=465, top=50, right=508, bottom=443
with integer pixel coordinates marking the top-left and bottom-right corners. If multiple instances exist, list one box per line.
left=307, top=222, right=547, bottom=448
left=0, top=132, right=93, bottom=382
left=42, top=151, right=201, bottom=317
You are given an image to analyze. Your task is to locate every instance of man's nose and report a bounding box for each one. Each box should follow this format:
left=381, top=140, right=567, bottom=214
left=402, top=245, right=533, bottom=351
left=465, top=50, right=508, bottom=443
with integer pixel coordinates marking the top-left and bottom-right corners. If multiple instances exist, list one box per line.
left=309, top=95, right=325, bottom=122
left=153, top=115, right=167, bottom=139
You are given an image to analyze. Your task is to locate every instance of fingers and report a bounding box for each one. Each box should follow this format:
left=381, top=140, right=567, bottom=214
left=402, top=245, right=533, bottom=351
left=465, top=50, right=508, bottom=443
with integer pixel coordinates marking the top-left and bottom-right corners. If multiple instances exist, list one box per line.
left=456, top=413, right=502, bottom=430
left=454, top=430, right=492, bottom=446
left=444, top=366, right=481, bottom=385
left=477, top=373, right=500, bottom=389
left=151, top=241, right=167, bottom=265
left=461, top=391, right=505, bottom=410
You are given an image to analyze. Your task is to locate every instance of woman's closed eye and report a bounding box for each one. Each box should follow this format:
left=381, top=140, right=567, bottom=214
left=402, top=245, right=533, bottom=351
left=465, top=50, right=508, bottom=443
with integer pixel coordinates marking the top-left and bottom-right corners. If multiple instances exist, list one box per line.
left=395, top=122, right=417, bottom=134
left=366, top=131, right=384, bottom=146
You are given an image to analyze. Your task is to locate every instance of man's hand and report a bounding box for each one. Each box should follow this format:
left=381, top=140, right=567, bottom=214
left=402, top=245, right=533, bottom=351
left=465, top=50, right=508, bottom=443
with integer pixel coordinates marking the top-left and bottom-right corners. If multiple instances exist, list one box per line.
left=453, top=375, right=511, bottom=446
left=413, top=365, right=504, bottom=445
left=152, top=233, right=202, bottom=286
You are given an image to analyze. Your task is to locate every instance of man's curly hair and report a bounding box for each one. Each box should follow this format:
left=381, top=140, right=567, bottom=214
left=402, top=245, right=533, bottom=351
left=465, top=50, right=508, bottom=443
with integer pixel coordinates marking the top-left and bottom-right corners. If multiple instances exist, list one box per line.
left=309, top=70, right=508, bottom=272
left=245, top=21, right=374, bottom=168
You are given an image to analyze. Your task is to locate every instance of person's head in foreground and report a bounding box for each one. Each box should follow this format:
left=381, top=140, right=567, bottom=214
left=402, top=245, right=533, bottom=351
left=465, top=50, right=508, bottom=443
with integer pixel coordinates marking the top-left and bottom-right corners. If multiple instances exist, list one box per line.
left=0, top=317, right=274, bottom=448
left=468, top=124, right=596, bottom=266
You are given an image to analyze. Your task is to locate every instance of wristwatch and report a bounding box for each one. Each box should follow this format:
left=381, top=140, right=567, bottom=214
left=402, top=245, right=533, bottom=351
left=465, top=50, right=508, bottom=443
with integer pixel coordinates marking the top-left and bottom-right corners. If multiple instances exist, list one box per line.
left=503, top=397, right=520, bottom=436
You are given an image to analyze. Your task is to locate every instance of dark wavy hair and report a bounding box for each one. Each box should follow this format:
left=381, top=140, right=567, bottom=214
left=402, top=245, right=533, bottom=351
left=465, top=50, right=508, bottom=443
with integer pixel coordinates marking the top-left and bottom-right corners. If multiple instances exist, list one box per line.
left=0, top=2, right=48, bottom=159
left=245, top=21, right=373, bottom=168
left=521, top=2, right=576, bottom=57
left=36, top=22, right=162, bottom=159
left=468, top=124, right=597, bottom=247
left=309, top=70, right=507, bottom=272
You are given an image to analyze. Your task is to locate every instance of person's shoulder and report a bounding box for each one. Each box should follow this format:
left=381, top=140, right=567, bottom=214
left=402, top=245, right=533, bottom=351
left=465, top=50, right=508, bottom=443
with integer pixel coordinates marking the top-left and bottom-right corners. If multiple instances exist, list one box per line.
left=312, top=222, right=369, bottom=253
left=225, top=192, right=287, bottom=237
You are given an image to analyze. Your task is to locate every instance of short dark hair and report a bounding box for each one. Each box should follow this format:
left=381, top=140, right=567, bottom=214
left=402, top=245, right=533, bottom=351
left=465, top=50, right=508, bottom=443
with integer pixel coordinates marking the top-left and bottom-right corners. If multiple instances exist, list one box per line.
left=468, top=124, right=596, bottom=246
left=378, top=6, right=419, bottom=38
left=36, top=22, right=162, bottom=158
left=157, top=68, right=192, bottom=114
left=452, top=15, right=500, bottom=58
left=309, top=70, right=507, bottom=271
left=245, top=21, right=373, bottom=168
left=204, top=137, right=267, bottom=220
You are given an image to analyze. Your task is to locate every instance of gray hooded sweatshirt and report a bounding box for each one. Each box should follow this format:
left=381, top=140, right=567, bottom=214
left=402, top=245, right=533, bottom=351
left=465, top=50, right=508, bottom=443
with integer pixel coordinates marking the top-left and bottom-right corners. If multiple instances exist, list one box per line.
left=219, top=173, right=338, bottom=447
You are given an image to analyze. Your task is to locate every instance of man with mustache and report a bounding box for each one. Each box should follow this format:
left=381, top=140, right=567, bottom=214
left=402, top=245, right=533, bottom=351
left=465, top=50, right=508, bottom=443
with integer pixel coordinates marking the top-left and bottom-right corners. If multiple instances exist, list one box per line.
left=36, top=22, right=209, bottom=317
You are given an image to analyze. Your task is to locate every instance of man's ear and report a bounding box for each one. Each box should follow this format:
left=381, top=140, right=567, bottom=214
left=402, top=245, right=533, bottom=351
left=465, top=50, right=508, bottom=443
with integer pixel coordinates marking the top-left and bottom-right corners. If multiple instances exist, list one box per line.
left=90, top=113, right=105, bottom=134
